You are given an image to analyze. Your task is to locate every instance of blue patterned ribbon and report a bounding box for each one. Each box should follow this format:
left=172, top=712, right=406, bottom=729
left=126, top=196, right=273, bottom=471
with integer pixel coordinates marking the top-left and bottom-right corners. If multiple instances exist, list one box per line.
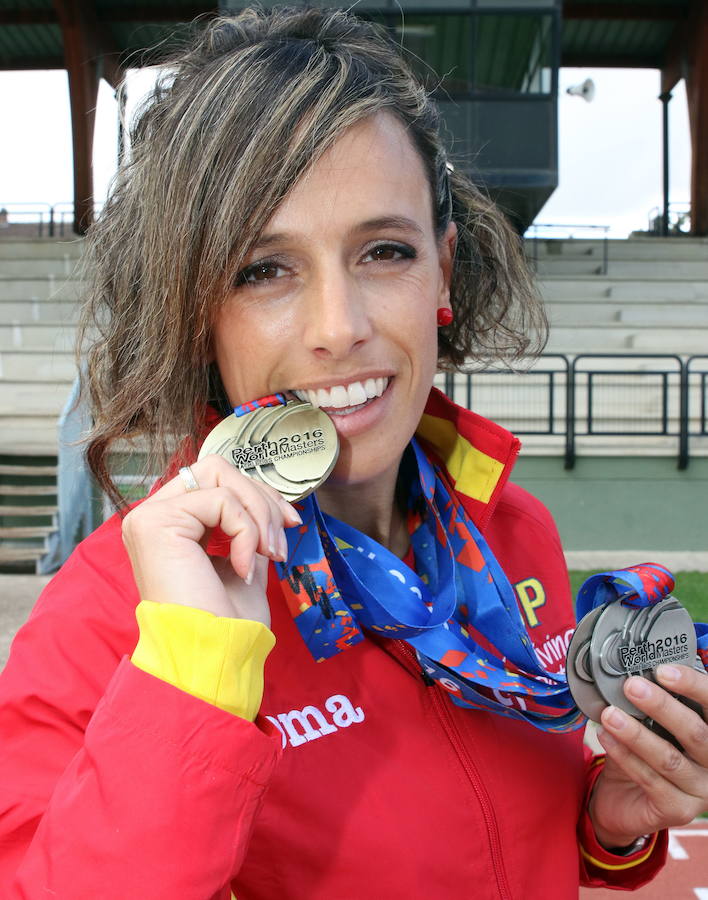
left=576, top=564, right=708, bottom=669
left=277, top=440, right=585, bottom=733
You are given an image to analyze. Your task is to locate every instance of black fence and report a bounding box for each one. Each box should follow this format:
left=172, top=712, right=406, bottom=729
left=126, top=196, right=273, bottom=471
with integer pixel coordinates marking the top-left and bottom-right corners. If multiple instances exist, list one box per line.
left=442, top=353, right=708, bottom=470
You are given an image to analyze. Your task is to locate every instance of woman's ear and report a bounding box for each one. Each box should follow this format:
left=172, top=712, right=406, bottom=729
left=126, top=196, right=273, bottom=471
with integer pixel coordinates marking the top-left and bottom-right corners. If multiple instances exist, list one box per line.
left=438, top=221, right=457, bottom=305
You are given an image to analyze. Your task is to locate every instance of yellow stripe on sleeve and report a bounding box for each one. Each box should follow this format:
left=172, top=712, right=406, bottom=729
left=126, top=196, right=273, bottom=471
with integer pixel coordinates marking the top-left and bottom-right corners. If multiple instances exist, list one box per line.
left=132, top=600, right=275, bottom=721
left=579, top=833, right=658, bottom=871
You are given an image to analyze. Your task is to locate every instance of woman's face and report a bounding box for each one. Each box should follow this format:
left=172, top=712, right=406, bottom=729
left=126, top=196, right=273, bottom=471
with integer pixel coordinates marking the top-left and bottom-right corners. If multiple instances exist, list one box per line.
left=212, top=111, right=457, bottom=488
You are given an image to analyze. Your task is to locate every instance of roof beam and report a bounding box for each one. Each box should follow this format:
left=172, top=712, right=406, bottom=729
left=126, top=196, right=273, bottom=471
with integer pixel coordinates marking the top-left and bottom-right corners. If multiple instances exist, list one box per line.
left=661, top=19, right=688, bottom=94
left=0, top=57, right=65, bottom=70
left=561, top=53, right=661, bottom=68
left=0, top=5, right=218, bottom=26
left=98, top=4, right=218, bottom=23
left=563, top=3, right=687, bottom=21
left=0, top=10, right=57, bottom=25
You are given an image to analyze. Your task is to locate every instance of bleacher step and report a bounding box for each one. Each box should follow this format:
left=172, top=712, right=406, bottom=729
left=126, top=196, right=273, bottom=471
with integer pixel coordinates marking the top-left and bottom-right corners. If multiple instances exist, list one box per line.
left=0, top=324, right=74, bottom=351
left=0, top=240, right=83, bottom=261
left=0, top=484, right=57, bottom=496
left=0, top=464, right=57, bottom=477
left=0, top=351, right=76, bottom=381
left=0, top=300, right=80, bottom=323
left=0, top=526, right=54, bottom=539
left=0, top=546, right=46, bottom=564
left=0, top=505, right=58, bottom=516
left=0, top=279, right=84, bottom=302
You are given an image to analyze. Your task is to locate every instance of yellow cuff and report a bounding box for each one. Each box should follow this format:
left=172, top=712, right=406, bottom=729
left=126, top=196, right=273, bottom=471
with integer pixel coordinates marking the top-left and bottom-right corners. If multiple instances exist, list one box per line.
left=579, top=833, right=658, bottom=871
left=131, top=600, right=275, bottom=721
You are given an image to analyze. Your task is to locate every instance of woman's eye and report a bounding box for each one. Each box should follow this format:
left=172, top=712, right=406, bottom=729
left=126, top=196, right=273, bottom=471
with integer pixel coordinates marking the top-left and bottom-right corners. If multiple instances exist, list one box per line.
left=364, top=243, right=416, bottom=263
left=235, top=261, right=285, bottom=286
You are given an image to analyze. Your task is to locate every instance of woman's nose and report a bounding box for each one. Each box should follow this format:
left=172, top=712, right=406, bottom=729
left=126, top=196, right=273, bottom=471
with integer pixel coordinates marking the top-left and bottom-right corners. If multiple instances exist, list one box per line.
left=302, top=268, right=373, bottom=360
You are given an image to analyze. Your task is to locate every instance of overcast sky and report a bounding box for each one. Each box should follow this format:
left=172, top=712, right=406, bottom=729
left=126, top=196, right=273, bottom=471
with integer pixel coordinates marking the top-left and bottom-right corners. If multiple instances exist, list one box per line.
left=0, top=66, right=691, bottom=237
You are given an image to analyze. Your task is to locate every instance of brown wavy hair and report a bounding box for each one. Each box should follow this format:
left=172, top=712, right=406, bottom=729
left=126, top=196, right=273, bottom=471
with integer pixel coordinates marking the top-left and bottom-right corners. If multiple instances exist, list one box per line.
left=78, top=5, right=546, bottom=508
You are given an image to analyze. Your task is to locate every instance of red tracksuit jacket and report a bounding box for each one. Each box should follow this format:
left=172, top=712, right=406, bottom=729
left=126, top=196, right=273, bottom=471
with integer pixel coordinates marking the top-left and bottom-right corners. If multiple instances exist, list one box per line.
left=0, top=392, right=665, bottom=898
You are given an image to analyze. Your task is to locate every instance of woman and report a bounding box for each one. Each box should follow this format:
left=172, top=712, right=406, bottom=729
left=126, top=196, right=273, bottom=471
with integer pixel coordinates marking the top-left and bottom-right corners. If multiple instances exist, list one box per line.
left=1, top=8, right=707, bottom=898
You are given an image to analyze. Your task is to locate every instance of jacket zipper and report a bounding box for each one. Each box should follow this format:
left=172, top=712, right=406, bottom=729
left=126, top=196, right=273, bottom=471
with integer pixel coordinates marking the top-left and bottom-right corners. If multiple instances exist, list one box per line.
left=392, top=640, right=513, bottom=900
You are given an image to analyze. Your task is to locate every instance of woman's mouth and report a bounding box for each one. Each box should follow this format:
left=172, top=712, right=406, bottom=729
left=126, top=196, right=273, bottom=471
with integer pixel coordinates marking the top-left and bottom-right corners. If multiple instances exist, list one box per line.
left=292, top=377, right=390, bottom=416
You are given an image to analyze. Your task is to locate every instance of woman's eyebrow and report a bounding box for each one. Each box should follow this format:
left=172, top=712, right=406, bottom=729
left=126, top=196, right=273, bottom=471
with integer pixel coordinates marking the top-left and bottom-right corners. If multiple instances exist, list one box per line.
left=350, top=216, right=425, bottom=237
left=251, top=216, right=425, bottom=253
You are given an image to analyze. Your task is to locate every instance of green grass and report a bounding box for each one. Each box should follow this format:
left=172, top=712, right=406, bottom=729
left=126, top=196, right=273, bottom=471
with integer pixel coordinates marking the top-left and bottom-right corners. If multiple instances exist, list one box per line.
left=569, top=571, right=708, bottom=622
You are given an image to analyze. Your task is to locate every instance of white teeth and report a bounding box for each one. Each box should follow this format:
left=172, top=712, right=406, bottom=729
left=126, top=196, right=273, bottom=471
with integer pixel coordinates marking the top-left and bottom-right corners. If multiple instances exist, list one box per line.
left=364, top=378, right=377, bottom=399
left=347, top=381, right=367, bottom=406
left=329, top=385, right=349, bottom=408
left=291, top=377, right=390, bottom=410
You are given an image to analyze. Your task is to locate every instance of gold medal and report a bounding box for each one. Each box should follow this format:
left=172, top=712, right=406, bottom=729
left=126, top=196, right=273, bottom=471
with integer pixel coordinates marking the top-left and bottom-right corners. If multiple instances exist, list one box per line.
left=198, top=399, right=339, bottom=500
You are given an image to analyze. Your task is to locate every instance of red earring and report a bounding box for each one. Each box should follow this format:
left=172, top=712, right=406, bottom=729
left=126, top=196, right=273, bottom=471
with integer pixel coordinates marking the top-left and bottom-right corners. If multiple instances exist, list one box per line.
left=437, top=307, right=453, bottom=327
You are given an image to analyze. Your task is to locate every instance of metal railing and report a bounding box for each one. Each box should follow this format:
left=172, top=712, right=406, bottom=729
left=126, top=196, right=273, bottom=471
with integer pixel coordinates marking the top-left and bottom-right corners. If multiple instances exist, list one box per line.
left=443, top=354, right=569, bottom=440
left=647, top=202, right=691, bottom=236
left=0, top=202, right=103, bottom=237
left=688, top=355, right=708, bottom=454
left=567, top=354, right=688, bottom=470
left=47, top=355, right=706, bottom=568
left=524, top=223, right=610, bottom=275
left=443, top=353, right=706, bottom=471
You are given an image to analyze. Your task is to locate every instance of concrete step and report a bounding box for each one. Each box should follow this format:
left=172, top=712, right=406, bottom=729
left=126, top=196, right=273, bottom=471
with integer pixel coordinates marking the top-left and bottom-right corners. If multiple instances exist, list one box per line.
left=0, top=505, right=57, bottom=516
left=0, top=484, right=57, bottom=496
left=525, top=237, right=708, bottom=262
left=0, top=324, right=75, bottom=351
left=0, top=463, right=57, bottom=477
left=546, top=326, right=708, bottom=354
left=535, top=260, right=708, bottom=279
left=0, top=422, right=61, bottom=455
left=0, top=239, right=84, bottom=260
left=0, top=351, right=76, bottom=381
left=0, top=299, right=80, bottom=323
left=0, top=381, right=72, bottom=414
left=617, top=306, right=708, bottom=327
left=0, top=546, right=46, bottom=564
left=0, top=526, right=54, bottom=539
left=545, top=301, right=708, bottom=327
left=0, top=279, right=85, bottom=301
left=0, top=258, right=83, bottom=278
left=539, top=279, right=708, bottom=301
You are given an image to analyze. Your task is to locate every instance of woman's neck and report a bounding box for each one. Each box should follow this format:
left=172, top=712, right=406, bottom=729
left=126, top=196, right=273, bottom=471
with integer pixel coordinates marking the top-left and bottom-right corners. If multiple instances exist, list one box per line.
left=316, top=466, right=410, bottom=558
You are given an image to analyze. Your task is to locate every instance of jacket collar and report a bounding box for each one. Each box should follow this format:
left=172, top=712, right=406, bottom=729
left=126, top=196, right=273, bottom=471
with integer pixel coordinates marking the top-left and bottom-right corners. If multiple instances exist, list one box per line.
left=416, top=387, right=521, bottom=533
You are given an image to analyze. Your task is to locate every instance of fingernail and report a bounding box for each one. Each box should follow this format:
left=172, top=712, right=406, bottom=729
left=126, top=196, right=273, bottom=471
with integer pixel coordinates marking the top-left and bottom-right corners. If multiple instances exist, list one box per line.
left=606, top=706, right=626, bottom=729
left=279, top=529, right=288, bottom=561
left=658, top=664, right=680, bottom=683
left=245, top=560, right=255, bottom=585
left=267, top=524, right=275, bottom=556
left=627, top=677, right=650, bottom=699
left=290, top=508, right=303, bottom=525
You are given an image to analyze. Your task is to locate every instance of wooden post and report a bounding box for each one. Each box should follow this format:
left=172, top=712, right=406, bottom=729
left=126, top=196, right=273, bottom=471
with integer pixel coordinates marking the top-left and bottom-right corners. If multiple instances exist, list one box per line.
left=52, top=0, right=121, bottom=235
left=686, top=0, right=708, bottom=235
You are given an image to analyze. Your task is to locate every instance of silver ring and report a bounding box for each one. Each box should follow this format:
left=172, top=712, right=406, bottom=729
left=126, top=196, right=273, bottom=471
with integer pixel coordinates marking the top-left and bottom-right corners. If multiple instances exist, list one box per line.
left=178, top=466, right=200, bottom=493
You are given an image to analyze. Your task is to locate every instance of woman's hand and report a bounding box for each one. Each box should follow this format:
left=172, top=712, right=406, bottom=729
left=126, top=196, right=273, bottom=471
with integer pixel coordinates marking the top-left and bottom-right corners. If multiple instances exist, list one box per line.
left=121, top=455, right=301, bottom=625
left=589, top=664, right=708, bottom=849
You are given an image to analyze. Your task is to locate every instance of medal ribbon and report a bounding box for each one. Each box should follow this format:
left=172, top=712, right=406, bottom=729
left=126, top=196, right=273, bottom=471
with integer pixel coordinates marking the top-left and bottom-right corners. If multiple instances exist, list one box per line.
left=219, top=396, right=708, bottom=730
left=276, top=439, right=585, bottom=733
left=576, top=565, right=708, bottom=670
